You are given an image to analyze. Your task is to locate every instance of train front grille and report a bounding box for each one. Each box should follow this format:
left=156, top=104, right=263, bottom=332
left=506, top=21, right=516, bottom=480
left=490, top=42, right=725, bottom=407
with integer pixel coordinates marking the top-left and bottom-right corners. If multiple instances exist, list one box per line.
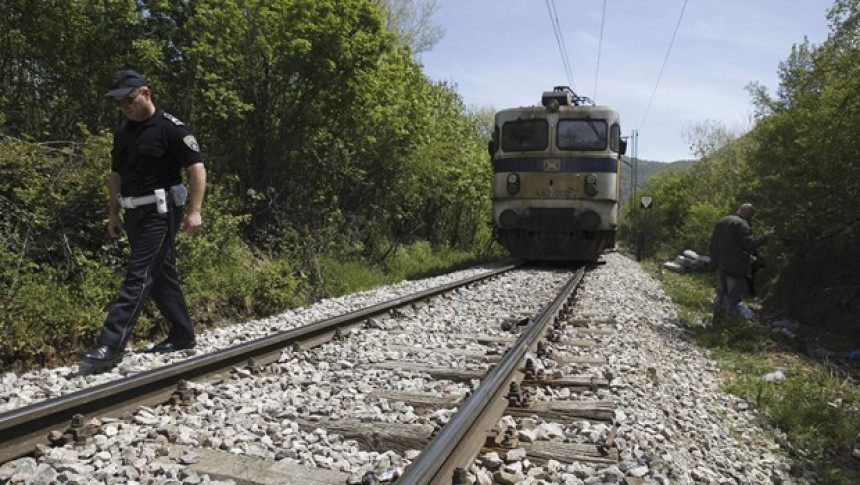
left=526, top=208, right=575, bottom=231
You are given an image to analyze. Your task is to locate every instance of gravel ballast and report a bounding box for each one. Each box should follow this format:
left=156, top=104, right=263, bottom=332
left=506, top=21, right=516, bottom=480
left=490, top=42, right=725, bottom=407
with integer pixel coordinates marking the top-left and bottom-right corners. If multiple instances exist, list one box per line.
left=0, top=253, right=803, bottom=484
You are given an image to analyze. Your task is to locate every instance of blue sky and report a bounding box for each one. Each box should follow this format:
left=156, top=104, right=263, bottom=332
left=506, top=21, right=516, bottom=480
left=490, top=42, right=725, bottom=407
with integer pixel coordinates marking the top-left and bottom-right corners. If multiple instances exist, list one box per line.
left=418, top=0, right=833, bottom=162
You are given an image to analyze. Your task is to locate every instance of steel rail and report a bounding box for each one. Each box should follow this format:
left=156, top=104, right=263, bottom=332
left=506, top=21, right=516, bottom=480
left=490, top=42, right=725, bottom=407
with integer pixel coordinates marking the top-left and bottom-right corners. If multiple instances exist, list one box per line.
left=398, top=266, right=587, bottom=485
left=0, top=262, right=519, bottom=464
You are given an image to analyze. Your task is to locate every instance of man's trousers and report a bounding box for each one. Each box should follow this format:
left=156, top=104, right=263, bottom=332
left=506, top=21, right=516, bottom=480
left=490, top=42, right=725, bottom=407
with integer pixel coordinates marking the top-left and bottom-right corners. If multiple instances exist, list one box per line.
left=713, top=271, right=748, bottom=320
left=98, top=204, right=194, bottom=350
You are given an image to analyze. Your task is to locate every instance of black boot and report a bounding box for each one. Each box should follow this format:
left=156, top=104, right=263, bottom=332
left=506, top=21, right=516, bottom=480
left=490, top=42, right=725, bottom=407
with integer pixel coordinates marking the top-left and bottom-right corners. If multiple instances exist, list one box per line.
left=145, top=338, right=197, bottom=353
left=81, top=344, right=123, bottom=368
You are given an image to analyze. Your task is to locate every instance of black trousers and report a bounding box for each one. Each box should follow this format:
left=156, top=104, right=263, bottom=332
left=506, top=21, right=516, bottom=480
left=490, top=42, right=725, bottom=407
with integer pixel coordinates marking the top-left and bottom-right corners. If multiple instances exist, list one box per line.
left=98, top=203, right=194, bottom=350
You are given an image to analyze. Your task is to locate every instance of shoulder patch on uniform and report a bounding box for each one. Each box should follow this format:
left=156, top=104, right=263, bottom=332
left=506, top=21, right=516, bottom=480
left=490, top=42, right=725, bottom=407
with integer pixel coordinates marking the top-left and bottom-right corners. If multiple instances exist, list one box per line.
left=163, top=112, right=185, bottom=126
left=183, top=135, right=200, bottom=152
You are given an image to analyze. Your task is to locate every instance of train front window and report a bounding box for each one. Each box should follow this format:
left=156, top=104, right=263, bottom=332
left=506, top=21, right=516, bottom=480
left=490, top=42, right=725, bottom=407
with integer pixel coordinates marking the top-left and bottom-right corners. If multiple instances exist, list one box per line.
left=610, top=123, right=621, bottom=153
left=501, top=120, right=548, bottom=151
left=557, top=119, right=607, bottom=151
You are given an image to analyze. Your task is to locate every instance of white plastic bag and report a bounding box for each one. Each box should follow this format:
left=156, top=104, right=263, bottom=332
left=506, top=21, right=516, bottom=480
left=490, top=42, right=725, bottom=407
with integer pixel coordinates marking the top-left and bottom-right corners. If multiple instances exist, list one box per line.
left=736, top=303, right=754, bottom=319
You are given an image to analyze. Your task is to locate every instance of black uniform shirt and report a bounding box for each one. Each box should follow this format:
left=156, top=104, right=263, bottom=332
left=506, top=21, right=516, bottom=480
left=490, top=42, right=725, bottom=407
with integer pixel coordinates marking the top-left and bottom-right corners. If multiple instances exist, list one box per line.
left=111, top=109, right=204, bottom=197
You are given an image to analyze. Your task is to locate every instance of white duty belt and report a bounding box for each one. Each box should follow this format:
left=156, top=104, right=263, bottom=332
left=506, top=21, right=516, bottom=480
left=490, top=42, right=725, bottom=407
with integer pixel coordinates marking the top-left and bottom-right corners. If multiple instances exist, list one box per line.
left=118, top=184, right=187, bottom=212
left=118, top=193, right=158, bottom=209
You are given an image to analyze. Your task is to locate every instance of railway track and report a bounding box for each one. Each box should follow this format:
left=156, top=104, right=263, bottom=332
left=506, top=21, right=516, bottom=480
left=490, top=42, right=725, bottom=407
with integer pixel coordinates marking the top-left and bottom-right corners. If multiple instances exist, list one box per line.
left=2, top=262, right=627, bottom=484
left=1, top=254, right=799, bottom=484
left=398, top=266, right=591, bottom=484
left=1, top=262, right=622, bottom=485
left=0, top=263, right=519, bottom=465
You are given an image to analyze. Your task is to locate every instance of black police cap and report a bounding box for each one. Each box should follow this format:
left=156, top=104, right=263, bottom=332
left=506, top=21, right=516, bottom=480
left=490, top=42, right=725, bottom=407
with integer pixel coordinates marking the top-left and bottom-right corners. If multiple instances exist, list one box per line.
left=104, top=70, right=148, bottom=99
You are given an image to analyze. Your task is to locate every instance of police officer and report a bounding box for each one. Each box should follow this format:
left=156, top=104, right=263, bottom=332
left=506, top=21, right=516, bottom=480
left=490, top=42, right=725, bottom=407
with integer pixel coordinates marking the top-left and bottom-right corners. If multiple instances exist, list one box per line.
left=81, top=70, right=207, bottom=369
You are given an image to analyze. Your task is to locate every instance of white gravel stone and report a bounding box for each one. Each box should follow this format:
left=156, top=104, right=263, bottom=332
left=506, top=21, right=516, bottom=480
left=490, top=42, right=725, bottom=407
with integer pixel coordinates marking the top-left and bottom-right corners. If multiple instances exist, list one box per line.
left=505, top=448, right=528, bottom=462
left=517, top=428, right=537, bottom=443
left=1, top=255, right=804, bottom=482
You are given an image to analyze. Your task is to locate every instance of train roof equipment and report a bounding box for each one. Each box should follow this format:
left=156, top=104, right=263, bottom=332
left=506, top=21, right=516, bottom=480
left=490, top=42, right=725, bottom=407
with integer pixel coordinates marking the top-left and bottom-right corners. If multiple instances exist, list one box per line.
left=541, top=86, right=594, bottom=111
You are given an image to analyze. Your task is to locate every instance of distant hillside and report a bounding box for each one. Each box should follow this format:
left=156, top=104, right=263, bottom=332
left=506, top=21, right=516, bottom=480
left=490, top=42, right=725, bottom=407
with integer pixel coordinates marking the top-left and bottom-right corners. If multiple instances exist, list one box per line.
left=620, top=158, right=696, bottom=206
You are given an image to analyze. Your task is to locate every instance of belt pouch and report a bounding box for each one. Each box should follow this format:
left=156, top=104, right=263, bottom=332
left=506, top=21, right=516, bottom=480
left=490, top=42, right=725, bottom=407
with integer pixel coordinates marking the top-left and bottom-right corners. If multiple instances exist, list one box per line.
left=170, top=184, right=188, bottom=207
left=155, top=189, right=168, bottom=214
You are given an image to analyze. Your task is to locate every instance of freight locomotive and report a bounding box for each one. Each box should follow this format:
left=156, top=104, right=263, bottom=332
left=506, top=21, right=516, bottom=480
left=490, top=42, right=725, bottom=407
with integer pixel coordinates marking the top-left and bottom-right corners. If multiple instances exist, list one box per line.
left=489, top=86, right=626, bottom=261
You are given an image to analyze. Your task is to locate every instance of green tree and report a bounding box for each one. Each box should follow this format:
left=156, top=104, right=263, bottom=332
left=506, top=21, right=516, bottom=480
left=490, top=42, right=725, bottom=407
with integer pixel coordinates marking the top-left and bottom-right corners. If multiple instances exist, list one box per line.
left=745, top=0, right=860, bottom=330
left=0, top=0, right=144, bottom=138
left=0, top=0, right=497, bottom=366
left=375, top=0, right=444, bottom=54
left=620, top=126, right=755, bottom=259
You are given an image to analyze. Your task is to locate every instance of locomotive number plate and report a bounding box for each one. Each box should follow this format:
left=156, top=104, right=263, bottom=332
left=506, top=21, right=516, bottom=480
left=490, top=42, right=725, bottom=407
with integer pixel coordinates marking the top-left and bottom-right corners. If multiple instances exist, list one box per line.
left=537, top=187, right=576, bottom=198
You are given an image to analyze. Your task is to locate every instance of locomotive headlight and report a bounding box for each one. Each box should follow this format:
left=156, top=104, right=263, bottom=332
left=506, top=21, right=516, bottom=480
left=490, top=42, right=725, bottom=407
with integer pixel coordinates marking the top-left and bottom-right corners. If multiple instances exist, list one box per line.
left=506, top=173, right=521, bottom=195
left=499, top=209, right=520, bottom=228
left=584, top=174, right=598, bottom=196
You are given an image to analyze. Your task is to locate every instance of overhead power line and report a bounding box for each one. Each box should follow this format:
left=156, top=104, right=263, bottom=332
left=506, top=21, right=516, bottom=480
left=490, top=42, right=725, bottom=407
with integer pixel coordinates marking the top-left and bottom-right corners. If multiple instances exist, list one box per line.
left=545, top=0, right=575, bottom=90
left=639, top=0, right=688, bottom=131
left=593, top=0, right=607, bottom=101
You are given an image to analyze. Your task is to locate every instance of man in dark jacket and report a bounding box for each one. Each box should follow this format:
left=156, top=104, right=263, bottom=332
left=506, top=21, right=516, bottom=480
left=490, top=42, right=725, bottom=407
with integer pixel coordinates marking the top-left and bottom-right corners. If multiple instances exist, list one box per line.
left=709, top=203, right=773, bottom=320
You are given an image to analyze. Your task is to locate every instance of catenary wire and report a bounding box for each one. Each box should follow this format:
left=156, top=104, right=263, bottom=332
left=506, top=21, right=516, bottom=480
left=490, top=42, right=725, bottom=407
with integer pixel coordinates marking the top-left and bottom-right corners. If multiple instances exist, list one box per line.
left=639, top=0, right=688, bottom=131
left=547, top=0, right=573, bottom=88
left=551, top=0, right=575, bottom=88
left=545, top=0, right=575, bottom=90
left=594, top=0, right=607, bottom=101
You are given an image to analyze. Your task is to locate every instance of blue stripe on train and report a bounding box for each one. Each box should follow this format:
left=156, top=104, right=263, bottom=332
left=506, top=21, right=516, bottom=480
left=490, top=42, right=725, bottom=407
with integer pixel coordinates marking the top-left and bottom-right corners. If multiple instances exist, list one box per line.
left=493, top=156, right=618, bottom=173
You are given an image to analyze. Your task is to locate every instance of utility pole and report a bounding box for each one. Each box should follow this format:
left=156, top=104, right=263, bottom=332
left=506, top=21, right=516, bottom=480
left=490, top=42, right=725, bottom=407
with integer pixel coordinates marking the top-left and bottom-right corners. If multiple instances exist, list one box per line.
left=621, top=130, right=640, bottom=258
left=631, top=129, right=638, bottom=209
left=631, top=130, right=641, bottom=260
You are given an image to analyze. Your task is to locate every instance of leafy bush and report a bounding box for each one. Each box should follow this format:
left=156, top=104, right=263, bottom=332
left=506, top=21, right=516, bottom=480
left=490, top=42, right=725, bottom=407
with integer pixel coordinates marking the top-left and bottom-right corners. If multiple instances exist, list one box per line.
left=0, top=132, right=117, bottom=363
left=678, top=201, right=727, bottom=254
left=0, top=134, right=310, bottom=367
left=0, top=0, right=498, bottom=369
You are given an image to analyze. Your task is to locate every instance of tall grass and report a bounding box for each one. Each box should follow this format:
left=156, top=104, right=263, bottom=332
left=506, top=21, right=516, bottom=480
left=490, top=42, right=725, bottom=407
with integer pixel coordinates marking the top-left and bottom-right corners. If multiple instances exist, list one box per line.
left=319, top=241, right=501, bottom=297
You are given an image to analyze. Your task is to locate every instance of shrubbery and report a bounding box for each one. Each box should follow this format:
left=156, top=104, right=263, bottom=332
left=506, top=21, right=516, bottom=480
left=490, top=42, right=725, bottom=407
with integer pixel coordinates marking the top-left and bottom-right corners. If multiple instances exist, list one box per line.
left=0, top=133, right=307, bottom=367
left=620, top=1, right=860, bottom=335
left=0, top=129, right=497, bottom=370
left=0, top=1, right=499, bottom=369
